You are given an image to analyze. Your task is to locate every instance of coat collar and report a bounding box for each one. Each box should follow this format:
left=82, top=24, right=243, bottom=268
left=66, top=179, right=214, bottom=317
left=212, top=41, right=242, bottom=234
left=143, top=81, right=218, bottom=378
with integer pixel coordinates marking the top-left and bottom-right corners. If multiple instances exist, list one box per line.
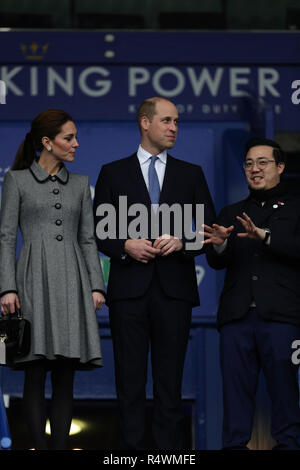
left=241, top=193, right=289, bottom=228
left=137, top=145, right=167, bottom=166
left=30, top=159, right=69, bottom=184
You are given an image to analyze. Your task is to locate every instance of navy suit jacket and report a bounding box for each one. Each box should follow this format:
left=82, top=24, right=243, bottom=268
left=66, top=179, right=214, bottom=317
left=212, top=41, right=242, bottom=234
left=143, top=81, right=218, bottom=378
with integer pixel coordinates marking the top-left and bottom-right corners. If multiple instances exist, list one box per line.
left=93, top=153, right=215, bottom=306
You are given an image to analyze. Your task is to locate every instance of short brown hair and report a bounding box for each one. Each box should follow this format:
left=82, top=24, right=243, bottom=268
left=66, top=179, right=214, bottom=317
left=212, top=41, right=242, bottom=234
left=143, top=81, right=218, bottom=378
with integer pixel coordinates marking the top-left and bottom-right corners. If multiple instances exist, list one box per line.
left=136, top=97, right=172, bottom=133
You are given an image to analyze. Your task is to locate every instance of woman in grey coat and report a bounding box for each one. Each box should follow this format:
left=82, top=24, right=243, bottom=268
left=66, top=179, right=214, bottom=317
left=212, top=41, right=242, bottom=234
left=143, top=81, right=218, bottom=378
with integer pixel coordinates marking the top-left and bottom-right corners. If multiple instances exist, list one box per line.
left=0, top=109, right=105, bottom=450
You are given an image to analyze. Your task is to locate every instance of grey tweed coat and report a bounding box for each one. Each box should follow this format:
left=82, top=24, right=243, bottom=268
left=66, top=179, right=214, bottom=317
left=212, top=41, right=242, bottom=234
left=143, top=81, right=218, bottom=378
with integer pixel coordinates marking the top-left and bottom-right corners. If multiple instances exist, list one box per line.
left=0, top=159, right=105, bottom=368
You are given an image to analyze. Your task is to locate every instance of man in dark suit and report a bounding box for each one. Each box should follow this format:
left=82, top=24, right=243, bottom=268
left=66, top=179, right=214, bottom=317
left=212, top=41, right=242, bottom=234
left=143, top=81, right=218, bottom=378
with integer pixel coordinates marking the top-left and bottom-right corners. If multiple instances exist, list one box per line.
left=203, top=137, right=300, bottom=450
left=93, top=97, right=215, bottom=449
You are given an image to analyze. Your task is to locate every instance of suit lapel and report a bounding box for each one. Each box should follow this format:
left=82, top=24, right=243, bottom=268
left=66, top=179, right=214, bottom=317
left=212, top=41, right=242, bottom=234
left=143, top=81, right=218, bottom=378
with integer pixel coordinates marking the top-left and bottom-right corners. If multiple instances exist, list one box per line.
left=159, top=155, right=177, bottom=204
left=126, top=153, right=179, bottom=205
left=126, top=153, right=179, bottom=208
left=242, top=196, right=287, bottom=228
left=126, top=153, right=151, bottom=206
left=256, top=205, right=280, bottom=228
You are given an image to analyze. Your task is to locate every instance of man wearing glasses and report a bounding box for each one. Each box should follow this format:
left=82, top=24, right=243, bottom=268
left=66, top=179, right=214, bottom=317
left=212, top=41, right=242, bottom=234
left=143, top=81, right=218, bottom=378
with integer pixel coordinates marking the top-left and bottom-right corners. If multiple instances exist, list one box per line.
left=203, top=137, right=300, bottom=450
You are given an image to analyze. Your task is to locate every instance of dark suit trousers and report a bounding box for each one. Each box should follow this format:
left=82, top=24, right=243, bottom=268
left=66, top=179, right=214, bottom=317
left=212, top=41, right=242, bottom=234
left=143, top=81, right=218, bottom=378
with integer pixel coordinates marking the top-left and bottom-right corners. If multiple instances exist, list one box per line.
left=220, top=307, right=300, bottom=449
left=109, top=275, right=192, bottom=450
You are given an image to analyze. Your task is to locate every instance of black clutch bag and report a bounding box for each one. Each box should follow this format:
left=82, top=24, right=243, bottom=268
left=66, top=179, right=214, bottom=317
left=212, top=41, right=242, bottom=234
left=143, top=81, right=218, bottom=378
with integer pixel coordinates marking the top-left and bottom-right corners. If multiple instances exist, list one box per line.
left=0, top=309, right=31, bottom=365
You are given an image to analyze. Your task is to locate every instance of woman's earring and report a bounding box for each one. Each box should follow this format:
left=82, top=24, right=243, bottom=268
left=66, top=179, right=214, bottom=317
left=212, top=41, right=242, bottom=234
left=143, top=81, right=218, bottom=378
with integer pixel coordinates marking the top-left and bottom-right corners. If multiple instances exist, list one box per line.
left=47, top=146, right=52, bottom=152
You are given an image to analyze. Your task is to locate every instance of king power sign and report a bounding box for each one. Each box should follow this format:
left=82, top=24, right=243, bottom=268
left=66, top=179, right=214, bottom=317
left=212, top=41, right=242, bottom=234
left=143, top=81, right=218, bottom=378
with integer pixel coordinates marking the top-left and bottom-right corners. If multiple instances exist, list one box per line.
left=0, top=65, right=299, bottom=128
left=1, top=65, right=282, bottom=99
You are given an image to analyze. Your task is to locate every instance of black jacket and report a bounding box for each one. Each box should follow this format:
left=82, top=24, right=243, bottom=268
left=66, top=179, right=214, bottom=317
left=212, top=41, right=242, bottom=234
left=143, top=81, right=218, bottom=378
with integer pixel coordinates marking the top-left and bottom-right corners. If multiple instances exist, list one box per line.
left=206, top=192, right=300, bottom=329
left=93, top=153, right=215, bottom=306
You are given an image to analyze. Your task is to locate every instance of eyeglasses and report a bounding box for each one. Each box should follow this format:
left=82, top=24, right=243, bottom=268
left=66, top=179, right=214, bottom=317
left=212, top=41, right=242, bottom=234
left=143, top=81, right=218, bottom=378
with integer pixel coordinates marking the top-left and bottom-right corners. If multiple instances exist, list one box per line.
left=243, top=158, right=276, bottom=170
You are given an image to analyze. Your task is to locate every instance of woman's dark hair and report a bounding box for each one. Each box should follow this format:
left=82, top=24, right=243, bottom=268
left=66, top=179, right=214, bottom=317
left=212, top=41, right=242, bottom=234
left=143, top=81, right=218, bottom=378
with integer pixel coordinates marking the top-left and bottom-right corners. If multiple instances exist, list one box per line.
left=12, top=109, right=73, bottom=170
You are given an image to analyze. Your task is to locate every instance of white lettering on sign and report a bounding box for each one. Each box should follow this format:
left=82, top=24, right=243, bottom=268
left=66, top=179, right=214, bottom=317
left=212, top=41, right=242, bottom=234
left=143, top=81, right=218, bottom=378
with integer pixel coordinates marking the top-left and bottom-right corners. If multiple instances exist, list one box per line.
left=291, top=80, right=300, bottom=104
left=0, top=65, right=281, bottom=99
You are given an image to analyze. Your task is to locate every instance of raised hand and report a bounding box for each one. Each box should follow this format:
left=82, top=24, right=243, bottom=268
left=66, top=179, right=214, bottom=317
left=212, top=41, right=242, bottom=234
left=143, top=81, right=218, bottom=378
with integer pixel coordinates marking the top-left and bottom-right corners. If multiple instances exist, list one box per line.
left=236, top=212, right=265, bottom=240
left=201, top=223, right=234, bottom=246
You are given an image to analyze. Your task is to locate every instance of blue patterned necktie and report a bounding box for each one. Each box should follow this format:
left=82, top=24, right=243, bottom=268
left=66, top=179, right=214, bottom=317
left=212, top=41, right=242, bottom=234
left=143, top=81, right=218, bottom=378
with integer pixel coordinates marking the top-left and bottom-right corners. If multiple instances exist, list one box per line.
left=148, top=156, right=160, bottom=205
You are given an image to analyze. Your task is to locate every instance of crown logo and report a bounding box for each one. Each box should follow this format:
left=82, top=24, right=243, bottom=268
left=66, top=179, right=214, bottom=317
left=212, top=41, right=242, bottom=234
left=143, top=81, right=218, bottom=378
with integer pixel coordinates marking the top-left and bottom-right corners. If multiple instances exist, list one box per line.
left=20, top=42, right=49, bottom=60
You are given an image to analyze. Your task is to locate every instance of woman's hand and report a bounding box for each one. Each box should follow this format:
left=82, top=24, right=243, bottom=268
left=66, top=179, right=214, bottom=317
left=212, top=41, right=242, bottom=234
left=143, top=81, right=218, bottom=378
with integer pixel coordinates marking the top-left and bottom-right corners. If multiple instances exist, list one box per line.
left=0, top=293, right=21, bottom=315
left=92, top=292, right=105, bottom=311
